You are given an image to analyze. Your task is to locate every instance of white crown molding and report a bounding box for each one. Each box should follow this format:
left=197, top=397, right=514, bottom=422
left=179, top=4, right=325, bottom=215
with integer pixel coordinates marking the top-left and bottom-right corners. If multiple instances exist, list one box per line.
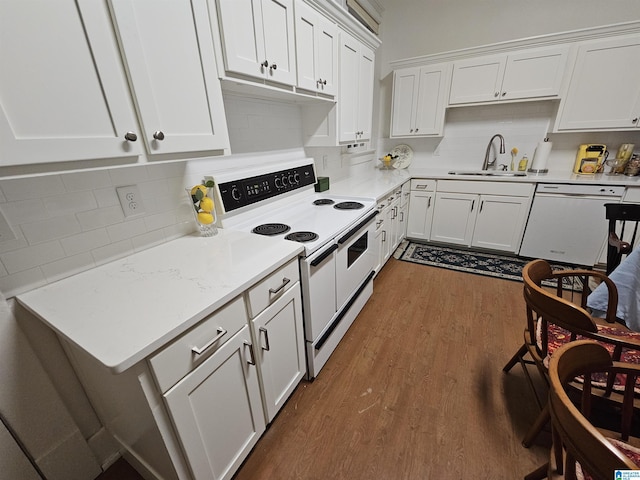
left=304, top=0, right=382, bottom=49
left=389, top=20, right=640, bottom=69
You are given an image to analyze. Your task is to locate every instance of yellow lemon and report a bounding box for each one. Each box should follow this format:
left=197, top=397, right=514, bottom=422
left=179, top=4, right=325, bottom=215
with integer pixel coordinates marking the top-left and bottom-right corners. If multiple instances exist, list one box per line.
left=190, top=184, right=208, bottom=201
left=197, top=211, right=214, bottom=224
left=199, top=197, right=214, bottom=213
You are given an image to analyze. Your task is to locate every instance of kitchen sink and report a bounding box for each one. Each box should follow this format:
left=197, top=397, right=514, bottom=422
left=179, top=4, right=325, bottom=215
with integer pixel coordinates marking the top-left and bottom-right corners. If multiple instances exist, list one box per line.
left=447, top=170, right=527, bottom=177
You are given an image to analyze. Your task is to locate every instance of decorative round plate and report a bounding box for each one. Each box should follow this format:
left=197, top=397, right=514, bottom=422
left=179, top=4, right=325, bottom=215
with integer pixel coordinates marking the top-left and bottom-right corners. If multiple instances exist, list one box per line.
left=390, top=144, right=413, bottom=169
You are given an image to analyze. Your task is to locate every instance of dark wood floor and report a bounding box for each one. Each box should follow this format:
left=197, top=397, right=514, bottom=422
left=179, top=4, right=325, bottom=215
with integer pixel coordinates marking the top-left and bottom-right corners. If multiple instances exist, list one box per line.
left=99, top=257, right=549, bottom=479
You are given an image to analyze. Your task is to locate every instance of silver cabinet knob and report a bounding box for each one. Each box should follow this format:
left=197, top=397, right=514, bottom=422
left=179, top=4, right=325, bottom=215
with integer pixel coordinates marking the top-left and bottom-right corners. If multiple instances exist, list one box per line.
left=153, top=131, right=165, bottom=141
left=501, top=91, right=507, bottom=97
left=415, top=128, right=419, bottom=132
left=270, top=63, right=277, bottom=70
left=633, top=118, right=639, bottom=124
left=261, top=60, right=269, bottom=68
left=494, top=92, right=499, bottom=97
left=124, top=131, right=137, bottom=142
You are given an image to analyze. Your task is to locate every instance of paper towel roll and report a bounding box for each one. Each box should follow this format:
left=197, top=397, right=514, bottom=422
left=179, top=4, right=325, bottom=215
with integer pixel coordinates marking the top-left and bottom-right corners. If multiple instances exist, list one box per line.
left=529, top=139, right=552, bottom=173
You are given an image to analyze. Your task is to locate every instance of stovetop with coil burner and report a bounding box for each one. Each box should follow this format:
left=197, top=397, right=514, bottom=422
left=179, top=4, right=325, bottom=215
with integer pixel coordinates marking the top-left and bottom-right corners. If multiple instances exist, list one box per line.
left=240, top=194, right=375, bottom=256
left=212, top=159, right=376, bottom=256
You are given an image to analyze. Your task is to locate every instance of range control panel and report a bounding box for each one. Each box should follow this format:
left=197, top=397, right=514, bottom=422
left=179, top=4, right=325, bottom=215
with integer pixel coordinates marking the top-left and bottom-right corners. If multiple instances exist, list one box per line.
left=217, top=163, right=316, bottom=212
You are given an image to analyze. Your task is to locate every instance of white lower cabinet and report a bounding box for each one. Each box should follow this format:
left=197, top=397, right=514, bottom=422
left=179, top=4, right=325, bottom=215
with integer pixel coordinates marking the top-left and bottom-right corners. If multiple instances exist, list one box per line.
left=164, top=324, right=265, bottom=480
left=249, top=281, right=305, bottom=423
left=406, top=179, right=436, bottom=241
left=471, top=194, right=531, bottom=252
left=59, top=258, right=304, bottom=480
left=430, top=181, right=534, bottom=253
left=430, top=192, right=477, bottom=246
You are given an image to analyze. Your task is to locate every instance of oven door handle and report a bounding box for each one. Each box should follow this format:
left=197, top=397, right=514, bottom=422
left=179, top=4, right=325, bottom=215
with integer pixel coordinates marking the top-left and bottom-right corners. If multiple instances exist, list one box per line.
left=310, top=244, right=338, bottom=267
left=337, top=210, right=379, bottom=245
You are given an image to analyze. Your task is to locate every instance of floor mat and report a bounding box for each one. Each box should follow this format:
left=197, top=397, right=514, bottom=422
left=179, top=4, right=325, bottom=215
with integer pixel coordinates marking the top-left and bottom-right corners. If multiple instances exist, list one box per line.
left=395, top=241, right=586, bottom=291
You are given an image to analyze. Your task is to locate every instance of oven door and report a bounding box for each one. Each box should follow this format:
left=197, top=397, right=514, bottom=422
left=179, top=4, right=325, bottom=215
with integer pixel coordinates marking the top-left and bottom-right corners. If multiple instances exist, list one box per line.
left=335, top=211, right=377, bottom=309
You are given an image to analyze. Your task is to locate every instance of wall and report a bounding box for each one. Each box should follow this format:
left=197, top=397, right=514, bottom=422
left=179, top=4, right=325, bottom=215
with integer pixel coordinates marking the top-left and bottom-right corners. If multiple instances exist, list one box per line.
left=378, top=0, right=640, bottom=75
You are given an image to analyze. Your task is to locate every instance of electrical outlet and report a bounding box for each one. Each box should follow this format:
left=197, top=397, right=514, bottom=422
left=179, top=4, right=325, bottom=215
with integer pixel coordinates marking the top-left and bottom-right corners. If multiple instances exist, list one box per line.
left=0, top=208, right=16, bottom=243
left=116, top=185, right=145, bottom=217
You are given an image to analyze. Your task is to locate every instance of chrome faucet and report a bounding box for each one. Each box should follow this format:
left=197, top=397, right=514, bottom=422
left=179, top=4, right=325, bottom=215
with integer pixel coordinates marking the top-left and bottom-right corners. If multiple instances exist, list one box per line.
left=482, top=134, right=506, bottom=170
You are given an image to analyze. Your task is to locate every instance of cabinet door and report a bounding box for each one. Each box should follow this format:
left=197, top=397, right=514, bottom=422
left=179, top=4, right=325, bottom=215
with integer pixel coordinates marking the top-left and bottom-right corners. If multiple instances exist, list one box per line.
left=0, top=0, right=142, bottom=165
left=295, top=2, right=337, bottom=95
left=390, top=67, right=420, bottom=136
left=316, top=17, right=338, bottom=96
left=430, top=192, right=478, bottom=246
left=471, top=195, right=529, bottom=252
left=501, top=46, right=568, bottom=100
left=449, top=54, right=505, bottom=104
left=261, top=0, right=296, bottom=85
left=357, top=44, right=375, bottom=141
left=557, top=36, right=640, bottom=131
left=414, top=64, right=450, bottom=135
left=110, top=0, right=229, bottom=154
left=216, top=0, right=265, bottom=80
left=338, top=32, right=360, bottom=143
left=252, top=284, right=305, bottom=423
left=164, top=325, right=265, bottom=480
left=406, top=192, right=434, bottom=241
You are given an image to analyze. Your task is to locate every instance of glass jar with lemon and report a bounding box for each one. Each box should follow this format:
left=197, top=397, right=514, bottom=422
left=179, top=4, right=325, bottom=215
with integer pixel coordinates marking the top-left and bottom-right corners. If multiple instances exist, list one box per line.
left=188, top=182, right=218, bottom=236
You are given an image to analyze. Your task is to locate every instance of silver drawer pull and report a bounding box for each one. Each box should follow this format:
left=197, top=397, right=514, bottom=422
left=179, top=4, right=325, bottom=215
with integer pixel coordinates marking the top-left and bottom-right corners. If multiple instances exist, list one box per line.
left=259, top=326, right=270, bottom=351
left=269, top=277, right=290, bottom=295
left=191, top=327, right=227, bottom=356
left=244, top=341, right=256, bottom=365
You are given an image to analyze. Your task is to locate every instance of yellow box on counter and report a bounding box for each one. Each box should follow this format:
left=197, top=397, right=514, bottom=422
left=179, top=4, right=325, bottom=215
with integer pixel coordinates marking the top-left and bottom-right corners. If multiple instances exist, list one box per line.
left=315, top=177, right=330, bottom=192
left=573, top=144, right=607, bottom=174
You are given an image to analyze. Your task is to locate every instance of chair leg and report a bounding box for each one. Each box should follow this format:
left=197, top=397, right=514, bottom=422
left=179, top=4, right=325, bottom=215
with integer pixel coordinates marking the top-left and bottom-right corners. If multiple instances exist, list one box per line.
left=523, top=403, right=550, bottom=448
left=504, top=343, right=528, bottom=372
left=524, top=462, right=548, bottom=480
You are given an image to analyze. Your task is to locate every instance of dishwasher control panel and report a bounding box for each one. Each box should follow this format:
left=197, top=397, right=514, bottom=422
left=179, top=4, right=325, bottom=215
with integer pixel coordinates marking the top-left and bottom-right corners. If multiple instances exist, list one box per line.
left=535, top=183, right=625, bottom=197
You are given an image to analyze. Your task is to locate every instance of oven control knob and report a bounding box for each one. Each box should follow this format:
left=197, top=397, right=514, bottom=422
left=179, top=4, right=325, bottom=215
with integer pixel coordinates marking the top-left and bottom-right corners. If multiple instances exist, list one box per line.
left=281, top=175, right=288, bottom=186
left=275, top=177, right=282, bottom=188
left=288, top=174, right=295, bottom=184
left=293, top=173, right=300, bottom=183
left=231, top=187, right=241, bottom=201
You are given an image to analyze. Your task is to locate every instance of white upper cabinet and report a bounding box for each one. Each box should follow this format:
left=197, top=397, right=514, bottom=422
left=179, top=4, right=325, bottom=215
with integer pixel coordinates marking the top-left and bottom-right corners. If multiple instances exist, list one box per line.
left=391, top=63, right=451, bottom=137
left=216, top=0, right=297, bottom=86
left=0, top=0, right=229, bottom=166
left=110, top=0, right=229, bottom=154
left=0, top=0, right=143, bottom=165
left=295, top=1, right=338, bottom=96
left=449, top=45, right=569, bottom=104
left=339, top=30, right=375, bottom=143
left=555, top=35, right=640, bottom=131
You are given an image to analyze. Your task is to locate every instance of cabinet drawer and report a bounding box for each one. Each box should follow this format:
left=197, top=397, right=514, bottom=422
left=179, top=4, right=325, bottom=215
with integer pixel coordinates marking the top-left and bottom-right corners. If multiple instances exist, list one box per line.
left=246, top=258, right=300, bottom=318
left=410, top=179, right=436, bottom=191
left=149, top=296, right=247, bottom=393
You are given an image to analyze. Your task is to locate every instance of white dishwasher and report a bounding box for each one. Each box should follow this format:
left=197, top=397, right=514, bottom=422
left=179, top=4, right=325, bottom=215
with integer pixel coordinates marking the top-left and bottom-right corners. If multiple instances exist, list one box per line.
left=519, top=183, right=625, bottom=265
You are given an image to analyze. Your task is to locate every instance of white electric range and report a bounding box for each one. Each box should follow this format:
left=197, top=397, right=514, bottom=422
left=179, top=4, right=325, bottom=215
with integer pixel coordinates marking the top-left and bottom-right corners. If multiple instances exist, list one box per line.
left=212, top=158, right=377, bottom=378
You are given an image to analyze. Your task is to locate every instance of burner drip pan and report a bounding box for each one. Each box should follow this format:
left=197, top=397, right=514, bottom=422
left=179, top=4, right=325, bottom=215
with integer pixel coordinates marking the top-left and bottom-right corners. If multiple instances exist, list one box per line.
left=252, top=223, right=291, bottom=236
left=313, top=199, right=335, bottom=206
left=285, top=231, right=319, bottom=243
left=334, top=201, right=364, bottom=210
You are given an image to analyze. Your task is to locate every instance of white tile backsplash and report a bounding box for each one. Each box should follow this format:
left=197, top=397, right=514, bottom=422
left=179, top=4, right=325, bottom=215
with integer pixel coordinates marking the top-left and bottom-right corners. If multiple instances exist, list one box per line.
left=1, top=241, right=66, bottom=275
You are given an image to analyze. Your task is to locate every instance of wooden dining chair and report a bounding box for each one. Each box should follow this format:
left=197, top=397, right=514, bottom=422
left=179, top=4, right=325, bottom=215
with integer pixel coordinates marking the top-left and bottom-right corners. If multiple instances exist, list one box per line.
left=525, top=340, right=640, bottom=480
left=605, top=203, right=640, bottom=275
left=503, top=259, right=640, bottom=448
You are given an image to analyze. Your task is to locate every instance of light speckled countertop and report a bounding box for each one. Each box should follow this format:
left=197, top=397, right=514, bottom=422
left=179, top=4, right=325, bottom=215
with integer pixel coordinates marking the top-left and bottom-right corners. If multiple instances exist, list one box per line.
left=327, top=166, right=640, bottom=200
left=17, top=230, right=303, bottom=373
